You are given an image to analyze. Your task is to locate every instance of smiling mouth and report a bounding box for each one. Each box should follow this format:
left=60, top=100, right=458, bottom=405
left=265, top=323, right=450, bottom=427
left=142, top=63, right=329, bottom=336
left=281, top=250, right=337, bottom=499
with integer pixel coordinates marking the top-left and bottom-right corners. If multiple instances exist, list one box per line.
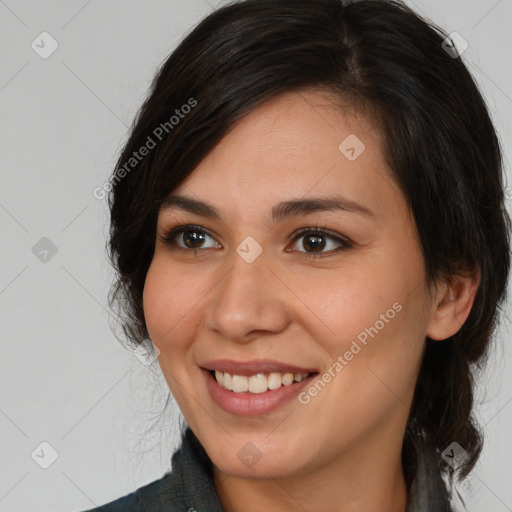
left=209, top=370, right=318, bottom=393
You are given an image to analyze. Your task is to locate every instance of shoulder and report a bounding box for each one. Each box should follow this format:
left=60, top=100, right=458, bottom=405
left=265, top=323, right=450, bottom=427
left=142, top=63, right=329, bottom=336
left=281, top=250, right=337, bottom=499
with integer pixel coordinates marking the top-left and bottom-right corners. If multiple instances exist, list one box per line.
left=76, top=427, right=224, bottom=512
left=79, top=471, right=174, bottom=512
left=77, top=428, right=223, bottom=512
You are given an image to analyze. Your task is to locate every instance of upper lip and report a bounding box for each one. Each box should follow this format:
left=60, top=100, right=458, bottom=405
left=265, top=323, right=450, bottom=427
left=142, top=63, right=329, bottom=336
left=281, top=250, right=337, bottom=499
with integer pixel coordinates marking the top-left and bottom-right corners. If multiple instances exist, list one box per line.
left=201, top=359, right=317, bottom=376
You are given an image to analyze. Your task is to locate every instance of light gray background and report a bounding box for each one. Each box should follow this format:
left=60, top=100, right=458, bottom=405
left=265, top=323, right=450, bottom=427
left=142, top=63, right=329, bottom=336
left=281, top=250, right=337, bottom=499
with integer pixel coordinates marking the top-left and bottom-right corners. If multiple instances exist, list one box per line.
left=1, top=1, right=511, bottom=511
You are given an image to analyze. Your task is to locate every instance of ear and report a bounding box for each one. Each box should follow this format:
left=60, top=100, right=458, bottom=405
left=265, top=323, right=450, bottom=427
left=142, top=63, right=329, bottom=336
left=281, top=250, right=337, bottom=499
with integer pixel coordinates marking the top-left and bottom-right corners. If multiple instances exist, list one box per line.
left=426, top=267, right=480, bottom=341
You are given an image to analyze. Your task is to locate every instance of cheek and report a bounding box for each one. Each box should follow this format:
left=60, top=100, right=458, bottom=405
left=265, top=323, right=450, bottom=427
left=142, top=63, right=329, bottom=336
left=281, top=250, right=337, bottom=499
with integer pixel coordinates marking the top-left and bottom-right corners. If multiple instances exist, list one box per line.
left=142, top=263, right=170, bottom=340
left=142, top=261, right=203, bottom=414
left=142, top=261, right=196, bottom=353
left=299, top=243, right=427, bottom=397
left=290, top=265, right=407, bottom=358
left=297, top=281, right=425, bottom=445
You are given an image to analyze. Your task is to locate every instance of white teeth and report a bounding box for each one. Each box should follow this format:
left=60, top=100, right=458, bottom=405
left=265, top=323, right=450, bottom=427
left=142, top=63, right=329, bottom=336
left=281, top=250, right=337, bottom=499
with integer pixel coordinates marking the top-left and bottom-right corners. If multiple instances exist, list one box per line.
left=268, top=372, right=282, bottom=390
left=232, top=375, right=248, bottom=392
left=282, top=372, right=294, bottom=386
left=248, top=374, right=268, bottom=393
left=213, top=370, right=310, bottom=393
left=223, top=372, right=233, bottom=391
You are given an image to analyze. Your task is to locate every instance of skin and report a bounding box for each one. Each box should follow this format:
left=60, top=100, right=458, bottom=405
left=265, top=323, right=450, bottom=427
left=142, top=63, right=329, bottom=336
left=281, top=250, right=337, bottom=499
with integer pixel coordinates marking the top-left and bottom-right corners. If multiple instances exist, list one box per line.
left=143, top=89, right=479, bottom=512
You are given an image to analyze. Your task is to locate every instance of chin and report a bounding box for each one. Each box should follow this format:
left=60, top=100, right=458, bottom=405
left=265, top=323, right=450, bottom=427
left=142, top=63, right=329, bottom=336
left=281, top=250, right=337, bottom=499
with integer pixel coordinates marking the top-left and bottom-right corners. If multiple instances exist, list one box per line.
left=206, top=438, right=309, bottom=480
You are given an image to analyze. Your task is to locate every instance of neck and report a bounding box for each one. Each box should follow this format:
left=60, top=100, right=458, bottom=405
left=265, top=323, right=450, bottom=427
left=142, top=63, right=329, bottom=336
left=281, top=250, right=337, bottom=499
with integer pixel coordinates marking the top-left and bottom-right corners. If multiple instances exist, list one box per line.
left=213, top=438, right=408, bottom=512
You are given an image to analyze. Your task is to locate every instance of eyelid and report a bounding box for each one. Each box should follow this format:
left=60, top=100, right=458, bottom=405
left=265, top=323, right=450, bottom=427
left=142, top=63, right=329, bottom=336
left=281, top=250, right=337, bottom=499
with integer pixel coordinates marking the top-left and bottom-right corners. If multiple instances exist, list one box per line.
left=158, top=223, right=220, bottom=248
left=287, top=226, right=353, bottom=257
left=288, top=225, right=352, bottom=246
left=159, top=223, right=353, bottom=255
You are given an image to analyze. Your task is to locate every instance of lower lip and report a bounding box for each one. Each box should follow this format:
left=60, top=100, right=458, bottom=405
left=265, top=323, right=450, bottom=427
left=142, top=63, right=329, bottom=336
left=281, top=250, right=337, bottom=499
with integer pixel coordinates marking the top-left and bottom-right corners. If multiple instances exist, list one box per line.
left=202, top=368, right=315, bottom=416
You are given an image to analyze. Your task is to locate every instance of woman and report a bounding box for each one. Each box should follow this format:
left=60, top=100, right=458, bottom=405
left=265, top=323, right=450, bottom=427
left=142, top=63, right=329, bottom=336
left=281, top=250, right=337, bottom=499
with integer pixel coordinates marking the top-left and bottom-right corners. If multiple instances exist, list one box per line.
left=83, top=0, right=511, bottom=510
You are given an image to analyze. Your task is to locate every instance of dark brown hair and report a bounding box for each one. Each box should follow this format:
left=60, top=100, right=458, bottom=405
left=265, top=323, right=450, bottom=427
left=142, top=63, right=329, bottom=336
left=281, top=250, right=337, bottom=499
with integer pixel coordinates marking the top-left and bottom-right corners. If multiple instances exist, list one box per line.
left=106, top=0, right=511, bottom=502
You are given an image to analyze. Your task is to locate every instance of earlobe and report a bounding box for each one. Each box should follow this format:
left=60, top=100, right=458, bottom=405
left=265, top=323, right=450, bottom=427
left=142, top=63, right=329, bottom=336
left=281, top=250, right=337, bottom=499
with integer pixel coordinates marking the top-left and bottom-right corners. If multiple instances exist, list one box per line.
left=426, top=268, right=480, bottom=341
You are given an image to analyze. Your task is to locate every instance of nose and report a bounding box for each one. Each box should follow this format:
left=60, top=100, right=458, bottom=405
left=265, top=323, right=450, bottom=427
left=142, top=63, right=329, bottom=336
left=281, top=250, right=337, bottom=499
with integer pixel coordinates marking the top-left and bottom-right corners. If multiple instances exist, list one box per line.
left=205, top=248, right=289, bottom=343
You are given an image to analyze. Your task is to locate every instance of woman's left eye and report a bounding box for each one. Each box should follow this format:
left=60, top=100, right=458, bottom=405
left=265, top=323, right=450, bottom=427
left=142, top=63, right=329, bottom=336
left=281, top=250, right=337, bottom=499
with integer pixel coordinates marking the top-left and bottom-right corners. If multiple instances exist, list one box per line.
left=288, top=227, right=353, bottom=257
left=159, top=224, right=352, bottom=257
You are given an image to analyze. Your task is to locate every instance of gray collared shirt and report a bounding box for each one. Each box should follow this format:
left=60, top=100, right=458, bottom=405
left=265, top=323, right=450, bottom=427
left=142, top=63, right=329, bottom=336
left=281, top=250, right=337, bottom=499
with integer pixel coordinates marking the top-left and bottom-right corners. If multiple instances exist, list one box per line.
left=81, top=428, right=451, bottom=512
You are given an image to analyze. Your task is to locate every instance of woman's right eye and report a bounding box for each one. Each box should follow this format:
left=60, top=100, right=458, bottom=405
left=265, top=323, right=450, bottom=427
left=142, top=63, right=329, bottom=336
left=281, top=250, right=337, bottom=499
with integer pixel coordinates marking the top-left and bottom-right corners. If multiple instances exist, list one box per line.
left=160, top=224, right=220, bottom=251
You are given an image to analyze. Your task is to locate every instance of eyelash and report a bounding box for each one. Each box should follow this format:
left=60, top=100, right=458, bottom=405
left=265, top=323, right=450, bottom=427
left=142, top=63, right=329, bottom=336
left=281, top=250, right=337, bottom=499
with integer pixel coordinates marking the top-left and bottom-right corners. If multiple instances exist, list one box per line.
left=159, top=223, right=353, bottom=259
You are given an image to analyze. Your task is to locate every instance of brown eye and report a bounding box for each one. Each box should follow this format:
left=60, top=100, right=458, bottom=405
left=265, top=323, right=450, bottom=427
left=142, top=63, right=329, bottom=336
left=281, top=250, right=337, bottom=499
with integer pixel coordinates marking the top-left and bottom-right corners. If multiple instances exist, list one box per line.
left=289, top=228, right=352, bottom=257
left=300, top=234, right=327, bottom=253
left=181, top=229, right=207, bottom=249
left=161, top=225, right=220, bottom=250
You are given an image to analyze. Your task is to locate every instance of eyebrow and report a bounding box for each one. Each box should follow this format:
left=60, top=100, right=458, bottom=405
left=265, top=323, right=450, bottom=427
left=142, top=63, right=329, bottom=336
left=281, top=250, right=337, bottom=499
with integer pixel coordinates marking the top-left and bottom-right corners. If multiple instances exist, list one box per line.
left=160, top=193, right=375, bottom=224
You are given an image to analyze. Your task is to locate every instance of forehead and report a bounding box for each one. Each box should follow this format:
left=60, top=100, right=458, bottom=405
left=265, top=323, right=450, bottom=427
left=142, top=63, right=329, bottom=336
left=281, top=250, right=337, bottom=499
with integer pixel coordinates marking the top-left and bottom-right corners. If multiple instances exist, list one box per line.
left=167, top=89, right=397, bottom=221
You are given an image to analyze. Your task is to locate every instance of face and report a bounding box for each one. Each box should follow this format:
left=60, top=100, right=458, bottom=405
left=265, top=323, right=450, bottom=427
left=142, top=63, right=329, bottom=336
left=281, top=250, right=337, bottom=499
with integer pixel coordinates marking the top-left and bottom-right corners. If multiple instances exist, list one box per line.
left=143, top=89, right=434, bottom=480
